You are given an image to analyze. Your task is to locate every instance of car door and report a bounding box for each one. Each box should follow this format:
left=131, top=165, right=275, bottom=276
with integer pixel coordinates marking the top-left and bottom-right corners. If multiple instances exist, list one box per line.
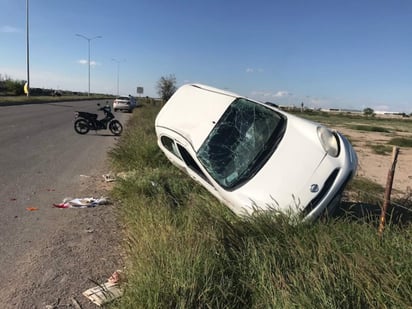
left=159, top=135, right=220, bottom=198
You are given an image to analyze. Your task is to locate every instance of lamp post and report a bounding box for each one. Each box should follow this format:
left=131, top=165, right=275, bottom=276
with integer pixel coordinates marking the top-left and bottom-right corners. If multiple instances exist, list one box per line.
left=26, top=0, right=30, bottom=96
left=111, top=58, right=125, bottom=97
left=76, top=33, right=102, bottom=96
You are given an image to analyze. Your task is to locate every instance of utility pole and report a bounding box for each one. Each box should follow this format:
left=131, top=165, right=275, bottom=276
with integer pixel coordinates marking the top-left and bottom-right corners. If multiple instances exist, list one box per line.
left=112, top=58, right=125, bottom=97
left=26, top=0, right=30, bottom=96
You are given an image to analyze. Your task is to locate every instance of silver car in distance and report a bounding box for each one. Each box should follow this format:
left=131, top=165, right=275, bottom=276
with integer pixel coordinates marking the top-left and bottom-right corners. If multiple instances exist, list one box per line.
left=155, top=84, right=358, bottom=222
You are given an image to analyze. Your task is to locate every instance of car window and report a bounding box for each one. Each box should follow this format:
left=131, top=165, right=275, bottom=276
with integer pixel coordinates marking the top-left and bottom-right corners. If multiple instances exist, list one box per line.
left=197, top=98, right=286, bottom=190
left=177, top=144, right=210, bottom=184
left=160, top=136, right=181, bottom=159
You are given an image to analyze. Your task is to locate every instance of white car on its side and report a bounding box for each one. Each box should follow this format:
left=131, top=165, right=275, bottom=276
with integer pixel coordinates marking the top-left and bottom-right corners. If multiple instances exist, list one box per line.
left=155, top=84, right=358, bottom=222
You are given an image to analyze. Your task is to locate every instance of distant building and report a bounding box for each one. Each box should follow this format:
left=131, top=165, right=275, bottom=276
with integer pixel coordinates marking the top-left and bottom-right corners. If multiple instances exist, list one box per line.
left=320, top=108, right=362, bottom=114
left=374, top=111, right=409, bottom=118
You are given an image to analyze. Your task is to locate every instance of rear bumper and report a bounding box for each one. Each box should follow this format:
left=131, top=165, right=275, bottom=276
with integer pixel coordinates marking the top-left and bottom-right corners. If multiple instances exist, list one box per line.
left=114, top=104, right=132, bottom=111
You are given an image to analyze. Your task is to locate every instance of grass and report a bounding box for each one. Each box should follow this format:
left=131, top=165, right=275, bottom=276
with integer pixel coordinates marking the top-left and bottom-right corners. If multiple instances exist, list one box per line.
left=349, top=125, right=391, bottom=133
left=388, top=137, right=412, bottom=148
left=108, top=104, right=412, bottom=308
left=347, top=177, right=385, bottom=195
left=367, top=143, right=393, bottom=155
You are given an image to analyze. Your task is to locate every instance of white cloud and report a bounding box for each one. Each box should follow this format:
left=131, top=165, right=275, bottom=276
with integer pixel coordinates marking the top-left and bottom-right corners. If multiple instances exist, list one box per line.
left=246, top=67, right=264, bottom=73
left=250, top=91, right=272, bottom=98
left=0, top=25, right=21, bottom=33
left=274, top=91, right=292, bottom=98
left=250, top=90, right=292, bottom=99
left=77, top=59, right=100, bottom=67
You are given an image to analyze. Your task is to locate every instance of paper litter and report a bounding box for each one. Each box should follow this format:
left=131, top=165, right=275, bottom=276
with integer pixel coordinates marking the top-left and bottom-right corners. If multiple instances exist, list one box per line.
left=53, top=197, right=109, bottom=209
left=83, top=270, right=124, bottom=306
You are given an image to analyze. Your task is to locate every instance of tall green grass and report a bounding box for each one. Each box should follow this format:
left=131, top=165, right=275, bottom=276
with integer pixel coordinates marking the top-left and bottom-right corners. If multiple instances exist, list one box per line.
left=109, top=104, right=412, bottom=308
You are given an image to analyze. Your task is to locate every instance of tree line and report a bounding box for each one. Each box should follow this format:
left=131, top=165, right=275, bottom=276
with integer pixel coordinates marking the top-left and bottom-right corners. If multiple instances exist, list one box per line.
left=0, top=74, right=25, bottom=95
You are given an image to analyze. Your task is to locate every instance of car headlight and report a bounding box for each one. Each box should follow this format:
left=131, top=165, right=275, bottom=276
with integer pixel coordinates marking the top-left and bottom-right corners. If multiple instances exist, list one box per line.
left=317, top=126, right=339, bottom=157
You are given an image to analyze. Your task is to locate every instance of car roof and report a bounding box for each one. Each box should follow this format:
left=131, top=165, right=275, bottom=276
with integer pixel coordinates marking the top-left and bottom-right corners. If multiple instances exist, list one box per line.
left=155, top=84, right=239, bottom=151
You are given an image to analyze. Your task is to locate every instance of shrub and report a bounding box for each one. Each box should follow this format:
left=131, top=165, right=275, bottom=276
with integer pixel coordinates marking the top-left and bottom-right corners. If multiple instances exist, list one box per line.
left=4, top=78, right=25, bottom=95
left=349, top=125, right=390, bottom=133
left=388, top=137, right=412, bottom=148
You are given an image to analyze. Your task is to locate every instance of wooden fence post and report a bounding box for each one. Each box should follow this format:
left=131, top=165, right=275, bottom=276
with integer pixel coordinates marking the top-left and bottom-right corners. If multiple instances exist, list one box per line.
left=378, top=146, right=400, bottom=238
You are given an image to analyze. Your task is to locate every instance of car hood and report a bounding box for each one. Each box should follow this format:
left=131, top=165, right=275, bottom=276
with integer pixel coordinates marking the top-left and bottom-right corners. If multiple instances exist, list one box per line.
left=226, top=114, right=331, bottom=215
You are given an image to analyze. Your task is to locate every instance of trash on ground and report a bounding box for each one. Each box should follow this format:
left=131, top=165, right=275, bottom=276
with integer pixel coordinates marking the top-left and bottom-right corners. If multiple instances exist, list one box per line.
left=102, top=173, right=116, bottom=182
left=83, top=270, right=124, bottom=306
left=103, top=171, right=139, bottom=182
left=53, top=197, right=109, bottom=209
left=26, top=207, right=39, bottom=211
left=107, top=270, right=124, bottom=284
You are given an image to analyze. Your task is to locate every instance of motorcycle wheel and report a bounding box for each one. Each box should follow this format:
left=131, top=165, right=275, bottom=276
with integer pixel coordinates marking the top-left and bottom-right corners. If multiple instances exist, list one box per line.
left=109, top=120, right=123, bottom=136
left=74, top=119, right=90, bottom=135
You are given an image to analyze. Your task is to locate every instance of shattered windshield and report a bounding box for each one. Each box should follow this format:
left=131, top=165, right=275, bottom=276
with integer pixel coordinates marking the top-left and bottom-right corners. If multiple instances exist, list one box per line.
left=197, top=98, right=286, bottom=189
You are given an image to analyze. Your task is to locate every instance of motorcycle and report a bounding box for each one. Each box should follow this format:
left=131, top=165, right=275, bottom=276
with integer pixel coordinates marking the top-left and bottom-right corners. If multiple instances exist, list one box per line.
left=74, top=103, right=123, bottom=136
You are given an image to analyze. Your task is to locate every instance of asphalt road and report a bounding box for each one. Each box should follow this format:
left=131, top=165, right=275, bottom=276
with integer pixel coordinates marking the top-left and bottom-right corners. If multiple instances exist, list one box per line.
left=0, top=100, right=130, bottom=305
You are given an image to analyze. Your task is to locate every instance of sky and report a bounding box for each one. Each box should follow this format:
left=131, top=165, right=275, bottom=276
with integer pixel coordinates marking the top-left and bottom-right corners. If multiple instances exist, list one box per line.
left=1, top=0, right=412, bottom=112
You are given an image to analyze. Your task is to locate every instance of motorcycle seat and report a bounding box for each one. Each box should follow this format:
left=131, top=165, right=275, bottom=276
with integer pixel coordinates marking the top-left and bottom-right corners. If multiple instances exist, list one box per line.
left=77, top=111, right=98, bottom=119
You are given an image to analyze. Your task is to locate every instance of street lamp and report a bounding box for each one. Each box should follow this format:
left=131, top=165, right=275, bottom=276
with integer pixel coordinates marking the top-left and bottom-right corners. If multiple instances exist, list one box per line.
left=76, top=33, right=102, bottom=96
left=111, top=58, right=125, bottom=97
left=26, top=0, right=30, bottom=96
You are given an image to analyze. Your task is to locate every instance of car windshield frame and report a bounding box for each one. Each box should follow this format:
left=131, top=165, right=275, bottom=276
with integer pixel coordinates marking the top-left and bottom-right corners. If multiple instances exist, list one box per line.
left=197, top=98, right=287, bottom=190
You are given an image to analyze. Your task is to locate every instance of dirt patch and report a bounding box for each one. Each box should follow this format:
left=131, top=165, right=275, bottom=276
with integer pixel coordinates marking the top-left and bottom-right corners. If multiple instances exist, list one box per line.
left=336, top=126, right=412, bottom=194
